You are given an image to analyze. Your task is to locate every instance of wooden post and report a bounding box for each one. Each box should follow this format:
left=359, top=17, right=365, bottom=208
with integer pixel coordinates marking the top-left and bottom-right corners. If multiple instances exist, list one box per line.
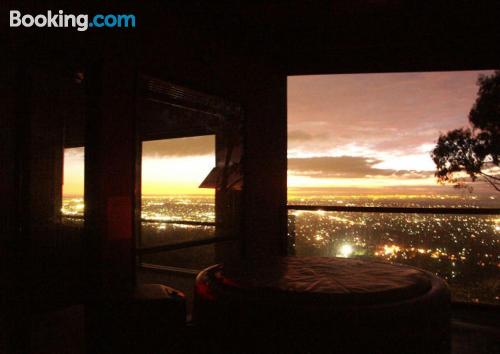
left=84, top=58, right=137, bottom=297
left=241, top=73, right=288, bottom=258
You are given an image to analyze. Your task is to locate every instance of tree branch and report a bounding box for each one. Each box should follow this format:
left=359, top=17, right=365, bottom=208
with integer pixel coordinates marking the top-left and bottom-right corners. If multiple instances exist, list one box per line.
left=480, top=174, right=500, bottom=192
left=479, top=171, right=500, bottom=181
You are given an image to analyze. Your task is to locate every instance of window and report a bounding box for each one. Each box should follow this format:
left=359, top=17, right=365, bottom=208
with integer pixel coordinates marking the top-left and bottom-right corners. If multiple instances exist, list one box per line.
left=287, top=71, right=500, bottom=304
left=139, top=135, right=217, bottom=270
left=61, top=147, right=85, bottom=224
left=136, top=75, right=244, bottom=274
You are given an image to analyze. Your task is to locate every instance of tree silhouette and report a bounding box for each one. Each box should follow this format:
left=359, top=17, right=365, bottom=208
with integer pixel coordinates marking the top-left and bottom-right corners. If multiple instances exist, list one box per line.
left=431, top=71, right=500, bottom=192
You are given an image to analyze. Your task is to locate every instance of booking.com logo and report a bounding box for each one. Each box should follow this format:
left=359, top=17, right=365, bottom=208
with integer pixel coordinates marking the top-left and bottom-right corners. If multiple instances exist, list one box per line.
left=9, top=10, right=136, bottom=31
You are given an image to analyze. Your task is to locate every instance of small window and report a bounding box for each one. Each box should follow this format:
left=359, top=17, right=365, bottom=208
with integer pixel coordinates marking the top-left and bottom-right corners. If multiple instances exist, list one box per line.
left=61, top=147, right=84, bottom=223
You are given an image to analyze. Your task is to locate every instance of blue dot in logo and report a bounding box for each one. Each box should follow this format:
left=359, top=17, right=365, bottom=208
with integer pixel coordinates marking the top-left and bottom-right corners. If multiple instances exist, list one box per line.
left=89, top=22, right=93, bottom=27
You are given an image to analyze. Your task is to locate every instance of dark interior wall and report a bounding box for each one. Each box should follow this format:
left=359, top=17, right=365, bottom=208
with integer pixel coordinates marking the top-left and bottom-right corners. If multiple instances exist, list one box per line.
left=1, top=59, right=73, bottom=354
left=26, top=68, right=64, bottom=228
left=1, top=65, right=21, bottom=246
left=279, top=1, right=500, bottom=75
left=1, top=49, right=25, bottom=354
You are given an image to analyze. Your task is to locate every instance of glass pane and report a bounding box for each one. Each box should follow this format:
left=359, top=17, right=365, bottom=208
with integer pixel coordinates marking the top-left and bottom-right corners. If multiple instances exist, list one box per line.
left=289, top=210, right=499, bottom=304
left=287, top=71, right=500, bottom=305
left=62, top=147, right=84, bottom=224
left=141, top=136, right=215, bottom=247
left=287, top=71, right=499, bottom=206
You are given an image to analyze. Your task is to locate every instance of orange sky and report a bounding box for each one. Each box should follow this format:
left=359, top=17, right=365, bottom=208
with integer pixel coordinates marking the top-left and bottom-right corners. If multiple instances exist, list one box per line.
left=63, top=136, right=216, bottom=196
left=141, top=136, right=215, bottom=195
left=63, top=147, right=84, bottom=196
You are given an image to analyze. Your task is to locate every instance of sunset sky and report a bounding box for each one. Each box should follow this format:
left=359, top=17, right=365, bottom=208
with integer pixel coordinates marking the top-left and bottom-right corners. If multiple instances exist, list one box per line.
left=63, top=147, right=84, bottom=197
left=63, top=70, right=495, bottom=197
left=287, top=70, right=494, bottom=195
left=141, top=136, right=215, bottom=195
left=62, top=136, right=216, bottom=196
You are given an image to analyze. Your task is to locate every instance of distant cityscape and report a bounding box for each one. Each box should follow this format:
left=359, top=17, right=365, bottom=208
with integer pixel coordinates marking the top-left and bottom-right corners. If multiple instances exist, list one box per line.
left=62, top=194, right=499, bottom=304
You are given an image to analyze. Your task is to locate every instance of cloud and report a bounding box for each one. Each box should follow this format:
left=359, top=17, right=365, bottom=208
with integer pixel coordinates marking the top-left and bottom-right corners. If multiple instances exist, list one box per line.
left=64, top=146, right=84, bottom=160
left=288, top=70, right=494, bottom=157
left=142, top=135, right=215, bottom=157
left=288, top=156, right=433, bottom=179
left=288, top=130, right=329, bottom=142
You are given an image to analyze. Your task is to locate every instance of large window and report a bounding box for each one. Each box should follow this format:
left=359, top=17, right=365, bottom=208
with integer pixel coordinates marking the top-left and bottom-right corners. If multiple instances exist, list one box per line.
left=287, top=71, right=499, bottom=304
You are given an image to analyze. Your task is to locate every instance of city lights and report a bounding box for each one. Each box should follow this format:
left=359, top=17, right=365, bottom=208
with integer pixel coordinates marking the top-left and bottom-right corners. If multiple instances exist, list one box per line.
left=62, top=194, right=500, bottom=304
left=338, top=244, right=353, bottom=258
left=287, top=198, right=499, bottom=304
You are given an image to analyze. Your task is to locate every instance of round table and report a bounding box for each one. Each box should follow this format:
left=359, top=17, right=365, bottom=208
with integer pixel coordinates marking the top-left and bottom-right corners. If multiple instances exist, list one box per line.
left=194, top=256, right=450, bottom=354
